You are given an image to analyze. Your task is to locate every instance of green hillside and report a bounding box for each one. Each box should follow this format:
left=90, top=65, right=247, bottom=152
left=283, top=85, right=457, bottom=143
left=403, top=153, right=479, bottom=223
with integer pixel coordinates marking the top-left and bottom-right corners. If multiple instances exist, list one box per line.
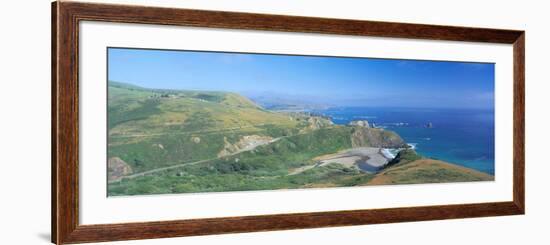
left=107, top=81, right=491, bottom=196
left=109, top=127, right=363, bottom=195
left=107, top=81, right=331, bottom=174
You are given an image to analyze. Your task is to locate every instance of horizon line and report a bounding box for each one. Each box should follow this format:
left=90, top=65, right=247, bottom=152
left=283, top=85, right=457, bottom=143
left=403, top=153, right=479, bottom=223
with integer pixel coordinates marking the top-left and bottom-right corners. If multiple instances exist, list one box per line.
left=108, top=80, right=494, bottom=111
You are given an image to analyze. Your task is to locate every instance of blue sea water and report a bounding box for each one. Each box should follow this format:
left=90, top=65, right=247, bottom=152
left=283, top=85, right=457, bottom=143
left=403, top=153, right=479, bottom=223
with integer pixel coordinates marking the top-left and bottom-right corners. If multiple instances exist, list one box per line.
left=311, top=107, right=495, bottom=175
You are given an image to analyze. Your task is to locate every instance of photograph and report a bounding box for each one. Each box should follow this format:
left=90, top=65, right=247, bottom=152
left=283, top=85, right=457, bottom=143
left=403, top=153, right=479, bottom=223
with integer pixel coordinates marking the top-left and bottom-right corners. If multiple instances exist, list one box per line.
left=107, top=47, right=495, bottom=196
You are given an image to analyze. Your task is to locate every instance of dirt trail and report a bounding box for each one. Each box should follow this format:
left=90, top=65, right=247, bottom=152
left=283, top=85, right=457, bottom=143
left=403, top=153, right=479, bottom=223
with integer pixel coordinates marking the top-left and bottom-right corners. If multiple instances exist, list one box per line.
left=109, top=134, right=296, bottom=184
left=109, top=130, right=318, bottom=184
left=108, top=158, right=214, bottom=184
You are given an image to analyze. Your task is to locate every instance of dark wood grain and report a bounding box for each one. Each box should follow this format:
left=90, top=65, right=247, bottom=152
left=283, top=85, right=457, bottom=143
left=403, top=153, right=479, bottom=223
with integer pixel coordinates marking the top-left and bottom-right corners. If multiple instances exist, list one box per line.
left=63, top=202, right=521, bottom=244
left=52, top=1, right=525, bottom=244
left=51, top=1, right=58, bottom=243
left=55, top=202, right=524, bottom=244
left=53, top=1, right=80, bottom=244
left=62, top=1, right=523, bottom=43
left=513, top=33, right=525, bottom=213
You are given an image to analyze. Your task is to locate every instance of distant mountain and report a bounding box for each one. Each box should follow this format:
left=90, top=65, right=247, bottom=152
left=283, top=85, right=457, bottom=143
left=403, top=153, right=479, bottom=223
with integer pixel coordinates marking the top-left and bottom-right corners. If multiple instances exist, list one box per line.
left=109, top=81, right=147, bottom=90
left=243, top=92, right=333, bottom=111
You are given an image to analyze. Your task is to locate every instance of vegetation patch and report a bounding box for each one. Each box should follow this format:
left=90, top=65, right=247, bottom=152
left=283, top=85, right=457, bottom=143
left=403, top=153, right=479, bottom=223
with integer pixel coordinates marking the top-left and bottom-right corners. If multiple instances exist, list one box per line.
left=107, top=82, right=494, bottom=196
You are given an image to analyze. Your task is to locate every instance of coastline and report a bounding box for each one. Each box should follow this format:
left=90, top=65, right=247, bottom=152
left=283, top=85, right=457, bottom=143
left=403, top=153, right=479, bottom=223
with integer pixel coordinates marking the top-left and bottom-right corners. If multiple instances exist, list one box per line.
left=310, top=107, right=495, bottom=175
left=381, top=143, right=416, bottom=162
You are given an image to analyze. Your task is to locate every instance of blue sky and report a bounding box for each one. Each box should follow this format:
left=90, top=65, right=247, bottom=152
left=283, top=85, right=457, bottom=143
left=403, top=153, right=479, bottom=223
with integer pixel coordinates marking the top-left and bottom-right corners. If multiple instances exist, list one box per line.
left=108, top=47, right=494, bottom=109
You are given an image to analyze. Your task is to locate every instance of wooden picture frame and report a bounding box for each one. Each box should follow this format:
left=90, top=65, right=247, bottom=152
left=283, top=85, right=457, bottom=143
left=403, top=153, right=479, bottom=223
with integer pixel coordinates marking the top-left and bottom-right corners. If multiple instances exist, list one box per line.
left=52, top=1, right=525, bottom=244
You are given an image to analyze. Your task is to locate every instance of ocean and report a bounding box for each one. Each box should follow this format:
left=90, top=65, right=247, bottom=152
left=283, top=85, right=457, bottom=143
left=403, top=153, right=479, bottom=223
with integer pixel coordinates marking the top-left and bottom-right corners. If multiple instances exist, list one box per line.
left=311, top=107, right=495, bottom=175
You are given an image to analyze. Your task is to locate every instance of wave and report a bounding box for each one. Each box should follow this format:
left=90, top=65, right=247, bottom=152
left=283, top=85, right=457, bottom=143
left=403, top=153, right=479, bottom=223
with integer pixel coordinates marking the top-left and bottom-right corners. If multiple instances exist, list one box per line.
left=378, top=122, right=409, bottom=127
left=472, top=156, right=488, bottom=161
left=352, top=115, right=377, bottom=119
left=381, top=148, right=397, bottom=159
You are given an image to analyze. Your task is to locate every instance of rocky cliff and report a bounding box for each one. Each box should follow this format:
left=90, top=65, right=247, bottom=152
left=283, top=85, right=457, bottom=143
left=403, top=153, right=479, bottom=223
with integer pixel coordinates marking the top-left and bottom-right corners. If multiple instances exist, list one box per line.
left=349, top=120, right=370, bottom=128
left=350, top=127, right=407, bottom=148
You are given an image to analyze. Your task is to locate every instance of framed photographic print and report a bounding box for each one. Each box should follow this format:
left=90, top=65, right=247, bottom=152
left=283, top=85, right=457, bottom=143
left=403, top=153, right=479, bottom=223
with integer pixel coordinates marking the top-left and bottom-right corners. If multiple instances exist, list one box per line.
left=52, top=1, right=525, bottom=244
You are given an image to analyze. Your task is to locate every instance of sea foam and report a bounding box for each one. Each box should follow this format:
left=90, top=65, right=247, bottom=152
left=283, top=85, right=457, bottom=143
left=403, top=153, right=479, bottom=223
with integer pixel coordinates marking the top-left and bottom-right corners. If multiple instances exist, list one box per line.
left=381, top=148, right=397, bottom=159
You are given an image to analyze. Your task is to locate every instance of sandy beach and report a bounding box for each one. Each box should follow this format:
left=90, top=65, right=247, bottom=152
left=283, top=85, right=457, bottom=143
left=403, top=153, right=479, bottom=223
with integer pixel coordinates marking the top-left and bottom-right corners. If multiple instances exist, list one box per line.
left=313, top=147, right=393, bottom=172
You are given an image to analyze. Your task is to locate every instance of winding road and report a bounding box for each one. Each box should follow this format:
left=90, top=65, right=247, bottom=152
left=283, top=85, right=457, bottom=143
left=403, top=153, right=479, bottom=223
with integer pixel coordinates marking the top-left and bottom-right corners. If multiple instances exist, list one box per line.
left=109, top=134, right=288, bottom=184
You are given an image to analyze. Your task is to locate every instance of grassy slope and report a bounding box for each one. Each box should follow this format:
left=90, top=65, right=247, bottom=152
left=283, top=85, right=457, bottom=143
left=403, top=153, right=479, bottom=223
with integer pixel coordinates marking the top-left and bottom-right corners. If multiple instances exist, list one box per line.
left=108, top=82, right=301, bottom=173
left=108, top=126, right=372, bottom=195
left=107, top=82, right=494, bottom=196
left=109, top=163, right=373, bottom=195
left=367, top=150, right=494, bottom=185
left=109, top=84, right=297, bottom=135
